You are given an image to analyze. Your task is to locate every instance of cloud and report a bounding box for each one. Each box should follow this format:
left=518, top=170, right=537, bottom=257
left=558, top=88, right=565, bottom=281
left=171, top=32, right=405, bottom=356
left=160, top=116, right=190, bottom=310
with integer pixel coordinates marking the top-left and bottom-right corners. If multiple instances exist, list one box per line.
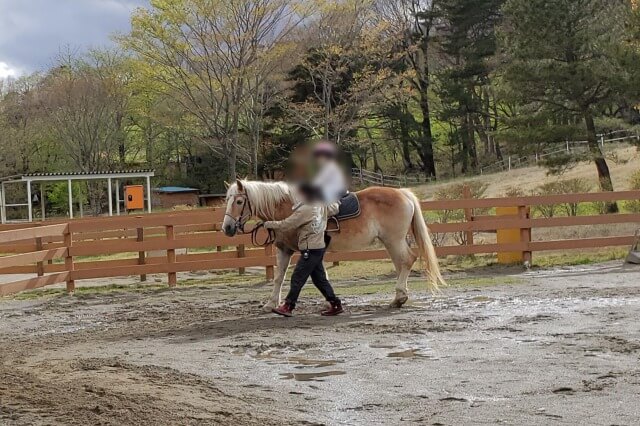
left=0, top=61, right=19, bottom=79
left=0, top=0, right=149, bottom=75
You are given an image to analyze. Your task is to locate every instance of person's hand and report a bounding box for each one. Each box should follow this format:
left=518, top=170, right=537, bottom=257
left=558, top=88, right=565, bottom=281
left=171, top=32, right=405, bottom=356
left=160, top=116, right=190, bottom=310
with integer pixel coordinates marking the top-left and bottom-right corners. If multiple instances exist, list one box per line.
left=263, top=221, right=276, bottom=230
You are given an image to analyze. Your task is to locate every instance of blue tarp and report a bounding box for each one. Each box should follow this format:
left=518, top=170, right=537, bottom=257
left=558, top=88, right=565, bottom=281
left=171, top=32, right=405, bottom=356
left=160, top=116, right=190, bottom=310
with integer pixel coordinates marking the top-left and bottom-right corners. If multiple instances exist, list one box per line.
left=154, top=186, right=199, bottom=193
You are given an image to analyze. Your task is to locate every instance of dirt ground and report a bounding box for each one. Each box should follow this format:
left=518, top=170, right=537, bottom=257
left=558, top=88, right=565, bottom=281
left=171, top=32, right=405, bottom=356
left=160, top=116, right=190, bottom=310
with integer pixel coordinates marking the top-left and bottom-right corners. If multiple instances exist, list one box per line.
left=1, top=262, right=640, bottom=425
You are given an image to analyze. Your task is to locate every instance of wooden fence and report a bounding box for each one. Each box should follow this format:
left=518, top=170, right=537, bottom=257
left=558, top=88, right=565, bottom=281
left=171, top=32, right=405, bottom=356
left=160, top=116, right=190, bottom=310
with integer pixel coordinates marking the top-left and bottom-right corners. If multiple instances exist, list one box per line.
left=1, top=190, right=639, bottom=297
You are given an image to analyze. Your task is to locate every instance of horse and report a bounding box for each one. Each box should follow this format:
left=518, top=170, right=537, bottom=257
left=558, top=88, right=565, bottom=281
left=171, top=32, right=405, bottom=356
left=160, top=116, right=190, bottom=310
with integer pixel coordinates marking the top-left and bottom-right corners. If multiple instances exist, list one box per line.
left=222, top=179, right=445, bottom=311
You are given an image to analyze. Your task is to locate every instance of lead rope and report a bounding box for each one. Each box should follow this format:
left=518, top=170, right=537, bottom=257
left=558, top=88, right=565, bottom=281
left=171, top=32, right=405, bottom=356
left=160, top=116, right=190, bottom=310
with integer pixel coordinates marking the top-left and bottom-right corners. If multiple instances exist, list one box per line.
left=250, top=222, right=276, bottom=247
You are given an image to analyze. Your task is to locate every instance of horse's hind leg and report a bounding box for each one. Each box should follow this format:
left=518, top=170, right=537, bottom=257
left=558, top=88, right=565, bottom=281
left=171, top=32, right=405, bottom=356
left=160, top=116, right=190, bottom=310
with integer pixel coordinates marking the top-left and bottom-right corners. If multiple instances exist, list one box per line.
left=384, top=238, right=417, bottom=308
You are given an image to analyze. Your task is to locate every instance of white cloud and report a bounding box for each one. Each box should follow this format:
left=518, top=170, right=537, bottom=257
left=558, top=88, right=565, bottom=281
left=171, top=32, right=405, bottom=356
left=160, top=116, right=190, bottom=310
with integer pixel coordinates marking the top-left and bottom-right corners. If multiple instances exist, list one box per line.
left=0, top=61, right=18, bottom=78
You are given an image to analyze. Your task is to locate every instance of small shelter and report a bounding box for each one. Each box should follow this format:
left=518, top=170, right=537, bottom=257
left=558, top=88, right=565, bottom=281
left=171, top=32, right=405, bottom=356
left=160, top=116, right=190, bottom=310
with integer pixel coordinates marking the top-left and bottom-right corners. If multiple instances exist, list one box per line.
left=153, top=186, right=200, bottom=209
left=199, top=193, right=227, bottom=207
left=0, top=170, right=154, bottom=223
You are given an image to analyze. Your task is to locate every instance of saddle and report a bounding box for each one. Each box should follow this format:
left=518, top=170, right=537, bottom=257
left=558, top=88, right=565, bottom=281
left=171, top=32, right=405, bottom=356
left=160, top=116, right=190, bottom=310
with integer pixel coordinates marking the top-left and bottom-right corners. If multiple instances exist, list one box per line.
left=327, top=192, right=360, bottom=232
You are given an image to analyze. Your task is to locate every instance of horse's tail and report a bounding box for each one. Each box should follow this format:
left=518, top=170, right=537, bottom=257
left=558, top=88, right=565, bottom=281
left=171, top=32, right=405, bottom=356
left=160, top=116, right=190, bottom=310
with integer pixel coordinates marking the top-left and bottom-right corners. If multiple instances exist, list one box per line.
left=400, top=189, right=446, bottom=292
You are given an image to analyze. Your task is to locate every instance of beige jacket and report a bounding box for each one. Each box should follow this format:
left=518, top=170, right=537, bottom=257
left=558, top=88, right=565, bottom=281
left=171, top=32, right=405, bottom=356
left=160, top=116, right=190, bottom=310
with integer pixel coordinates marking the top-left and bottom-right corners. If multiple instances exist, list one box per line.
left=265, top=202, right=339, bottom=250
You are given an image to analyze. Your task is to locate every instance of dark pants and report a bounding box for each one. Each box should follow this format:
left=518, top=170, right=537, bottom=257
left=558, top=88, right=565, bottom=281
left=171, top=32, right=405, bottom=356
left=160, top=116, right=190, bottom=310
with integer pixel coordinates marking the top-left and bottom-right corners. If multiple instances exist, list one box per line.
left=285, top=248, right=339, bottom=308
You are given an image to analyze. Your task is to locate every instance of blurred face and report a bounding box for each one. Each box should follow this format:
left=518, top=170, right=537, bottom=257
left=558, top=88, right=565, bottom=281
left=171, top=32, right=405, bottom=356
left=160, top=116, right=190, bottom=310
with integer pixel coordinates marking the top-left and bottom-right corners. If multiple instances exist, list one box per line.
left=222, top=181, right=249, bottom=237
left=315, top=154, right=330, bottom=165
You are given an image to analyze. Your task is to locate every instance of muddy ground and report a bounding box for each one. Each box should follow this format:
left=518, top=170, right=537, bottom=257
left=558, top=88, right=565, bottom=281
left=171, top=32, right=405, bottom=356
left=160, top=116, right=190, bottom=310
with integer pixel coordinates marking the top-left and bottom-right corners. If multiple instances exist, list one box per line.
left=1, top=262, right=640, bottom=425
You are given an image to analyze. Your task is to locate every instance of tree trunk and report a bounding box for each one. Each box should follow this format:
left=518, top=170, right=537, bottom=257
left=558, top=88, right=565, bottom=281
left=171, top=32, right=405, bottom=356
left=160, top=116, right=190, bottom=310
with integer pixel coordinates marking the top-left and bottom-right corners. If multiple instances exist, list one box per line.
left=418, top=89, right=436, bottom=178
left=399, top=114, right=413, bottom=172
left=227, top=139, right=237, bottom=181
left=414, top=27, right=436, bottom=179
left=584, top=110, right=618, bottom=213
left=371, top=143, right=382, bottom=173
left=460, top=115, right=470, bottom=174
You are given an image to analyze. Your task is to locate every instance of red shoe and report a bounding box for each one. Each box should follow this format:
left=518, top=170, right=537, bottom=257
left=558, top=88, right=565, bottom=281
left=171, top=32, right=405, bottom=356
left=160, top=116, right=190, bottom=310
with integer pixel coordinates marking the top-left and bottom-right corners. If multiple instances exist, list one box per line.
left=272, top=302, right=293, bottom=317
left=321, top=301, right=343, bottom=316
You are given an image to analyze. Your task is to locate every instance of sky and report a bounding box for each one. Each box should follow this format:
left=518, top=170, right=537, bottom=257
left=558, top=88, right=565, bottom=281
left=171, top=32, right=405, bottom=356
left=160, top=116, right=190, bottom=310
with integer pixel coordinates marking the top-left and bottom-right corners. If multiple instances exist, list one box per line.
left=0, top=0, right=149, bottom=78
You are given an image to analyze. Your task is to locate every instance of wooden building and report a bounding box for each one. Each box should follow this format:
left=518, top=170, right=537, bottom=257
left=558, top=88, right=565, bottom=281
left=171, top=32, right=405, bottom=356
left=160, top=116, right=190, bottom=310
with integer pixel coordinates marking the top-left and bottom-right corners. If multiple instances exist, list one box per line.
left=152, top=187, right=200, bottom=209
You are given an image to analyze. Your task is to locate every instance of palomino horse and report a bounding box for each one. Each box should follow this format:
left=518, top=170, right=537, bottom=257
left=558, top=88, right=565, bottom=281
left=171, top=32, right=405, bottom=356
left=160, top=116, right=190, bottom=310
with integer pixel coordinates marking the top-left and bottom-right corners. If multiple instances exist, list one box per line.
left=222, top=180, right=444, bottom=310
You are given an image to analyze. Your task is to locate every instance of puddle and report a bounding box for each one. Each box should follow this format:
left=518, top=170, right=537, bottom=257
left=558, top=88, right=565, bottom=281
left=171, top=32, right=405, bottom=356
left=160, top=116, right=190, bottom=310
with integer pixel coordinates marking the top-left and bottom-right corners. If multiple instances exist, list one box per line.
left=286, top=356, right=339, bottom=368
left=369, top=344, right=396, bottom=349
left=471, top=296, right=493, bottom=303
left=252, top=352, right=340, bottom=368
left=387, top=349, right=430, bottom=358
left=280, top=371, right=346, bottom=382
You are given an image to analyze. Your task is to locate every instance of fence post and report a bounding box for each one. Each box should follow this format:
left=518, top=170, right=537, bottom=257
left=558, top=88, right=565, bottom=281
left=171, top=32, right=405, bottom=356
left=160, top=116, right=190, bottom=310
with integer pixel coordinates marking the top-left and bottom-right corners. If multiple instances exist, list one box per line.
left=380, top=171, right=384, bottom=187
left=463, top=185, right=474, bottom=247
left=265, top=243, right=275, bottom=281
left=36, top=237, right=44, bottom=277
left=64, top=226, right=75, bottom=294
left=518, top=205, right=532, bottom=265
left=508, top=156, right=512, bottom=171
left=137, top=227, right=146, bottom=282
left=237, top=244, right=245, bottom=275
left=166, top=225, right=177, bottom=287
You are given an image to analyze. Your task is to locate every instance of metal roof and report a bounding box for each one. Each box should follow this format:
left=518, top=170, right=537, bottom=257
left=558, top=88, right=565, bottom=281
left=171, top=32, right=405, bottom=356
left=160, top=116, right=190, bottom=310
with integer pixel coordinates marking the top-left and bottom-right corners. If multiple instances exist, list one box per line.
left=0, top=170, right=155, bottom=183
left=22, top=169, right=154, bottom=178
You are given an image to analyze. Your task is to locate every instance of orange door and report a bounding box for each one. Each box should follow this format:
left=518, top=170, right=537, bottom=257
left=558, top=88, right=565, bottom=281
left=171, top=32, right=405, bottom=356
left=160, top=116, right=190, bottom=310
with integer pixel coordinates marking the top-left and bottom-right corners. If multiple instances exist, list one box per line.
left=124, top=185, right=145, bottom=210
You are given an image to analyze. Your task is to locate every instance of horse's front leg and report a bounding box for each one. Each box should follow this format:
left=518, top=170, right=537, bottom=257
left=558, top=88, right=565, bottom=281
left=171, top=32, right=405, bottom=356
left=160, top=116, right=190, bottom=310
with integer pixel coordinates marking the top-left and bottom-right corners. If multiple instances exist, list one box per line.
left=263, top=246, right=293, bottom=312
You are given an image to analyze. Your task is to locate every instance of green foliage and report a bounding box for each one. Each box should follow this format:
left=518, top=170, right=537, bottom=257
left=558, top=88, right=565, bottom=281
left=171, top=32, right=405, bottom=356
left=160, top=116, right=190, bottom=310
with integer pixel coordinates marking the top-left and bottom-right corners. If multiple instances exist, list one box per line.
left=47, top=182, right=87, bottom=215
left=500, top=0, right=640, bottom=192
left=623, top=170, right=640, bottom=213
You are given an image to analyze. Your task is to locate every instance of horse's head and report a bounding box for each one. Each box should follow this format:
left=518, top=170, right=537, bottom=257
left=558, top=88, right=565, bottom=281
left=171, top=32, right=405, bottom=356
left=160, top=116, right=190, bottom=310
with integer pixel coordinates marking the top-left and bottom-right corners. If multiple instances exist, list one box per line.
left=222, top=179, right=251, bottom=237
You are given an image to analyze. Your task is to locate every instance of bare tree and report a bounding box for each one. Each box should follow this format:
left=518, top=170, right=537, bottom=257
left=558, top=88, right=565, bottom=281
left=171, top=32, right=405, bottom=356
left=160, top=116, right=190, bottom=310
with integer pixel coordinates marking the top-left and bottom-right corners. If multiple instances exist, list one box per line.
left=122, top=0, right=310, bottom=180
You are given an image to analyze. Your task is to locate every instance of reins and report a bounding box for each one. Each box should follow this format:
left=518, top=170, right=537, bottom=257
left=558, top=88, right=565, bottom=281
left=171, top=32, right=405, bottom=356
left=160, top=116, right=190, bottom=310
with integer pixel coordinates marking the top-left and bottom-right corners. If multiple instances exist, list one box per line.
left=225, top=192, right=276, bottom=247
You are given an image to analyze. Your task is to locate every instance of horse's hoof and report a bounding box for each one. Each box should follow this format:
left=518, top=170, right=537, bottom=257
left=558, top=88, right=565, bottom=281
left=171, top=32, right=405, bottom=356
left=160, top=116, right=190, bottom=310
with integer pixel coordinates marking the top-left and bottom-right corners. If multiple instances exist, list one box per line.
left=389, top=298, right=408, bottom=309
left=262, top=302, right=276, bottom=313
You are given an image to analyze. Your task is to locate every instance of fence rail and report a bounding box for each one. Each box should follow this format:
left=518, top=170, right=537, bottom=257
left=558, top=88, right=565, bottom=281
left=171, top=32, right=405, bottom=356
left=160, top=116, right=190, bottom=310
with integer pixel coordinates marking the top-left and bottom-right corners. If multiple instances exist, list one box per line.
left=1, top=190, right=640, bottom=296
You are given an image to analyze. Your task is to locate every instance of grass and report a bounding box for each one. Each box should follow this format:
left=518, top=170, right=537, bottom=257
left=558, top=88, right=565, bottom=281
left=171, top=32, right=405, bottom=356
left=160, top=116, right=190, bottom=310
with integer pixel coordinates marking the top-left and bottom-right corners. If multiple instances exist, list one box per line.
left=4, top=247, right=628, bottom=302
left=415, top=145, right=639, bottom=199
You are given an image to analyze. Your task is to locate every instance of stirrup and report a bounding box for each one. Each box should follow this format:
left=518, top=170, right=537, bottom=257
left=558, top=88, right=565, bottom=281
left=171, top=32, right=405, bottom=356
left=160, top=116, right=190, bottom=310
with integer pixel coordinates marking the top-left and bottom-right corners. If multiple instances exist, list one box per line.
left=326, top=216, right=340, bottom=233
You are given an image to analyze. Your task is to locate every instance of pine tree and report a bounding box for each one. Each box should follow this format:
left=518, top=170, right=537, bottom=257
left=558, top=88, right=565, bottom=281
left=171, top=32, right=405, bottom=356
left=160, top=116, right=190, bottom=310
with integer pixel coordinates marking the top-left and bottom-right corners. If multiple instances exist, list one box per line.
left=501, top=0, right=639, bottom=211
left=430, top=0, right=504, bottom=174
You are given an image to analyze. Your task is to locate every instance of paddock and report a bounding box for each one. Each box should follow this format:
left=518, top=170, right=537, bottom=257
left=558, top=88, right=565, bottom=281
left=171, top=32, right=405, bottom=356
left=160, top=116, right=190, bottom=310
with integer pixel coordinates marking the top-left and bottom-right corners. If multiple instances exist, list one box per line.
left=1, top=190, right=640, bottom=424
left=1, top=262, right=639, bottom=424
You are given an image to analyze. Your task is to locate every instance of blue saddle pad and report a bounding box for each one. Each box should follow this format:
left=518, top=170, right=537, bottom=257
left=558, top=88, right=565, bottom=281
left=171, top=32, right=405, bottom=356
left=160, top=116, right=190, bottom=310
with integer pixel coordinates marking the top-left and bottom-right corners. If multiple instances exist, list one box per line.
left=335, top=192, right=360, bottom=221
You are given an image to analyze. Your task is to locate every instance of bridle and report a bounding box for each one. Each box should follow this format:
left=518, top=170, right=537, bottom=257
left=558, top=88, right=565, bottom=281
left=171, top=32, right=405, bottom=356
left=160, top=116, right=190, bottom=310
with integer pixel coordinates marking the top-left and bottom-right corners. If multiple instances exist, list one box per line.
left=224, top=193, right=252, bottom=234
left=224, top=192, right=276, bottom=247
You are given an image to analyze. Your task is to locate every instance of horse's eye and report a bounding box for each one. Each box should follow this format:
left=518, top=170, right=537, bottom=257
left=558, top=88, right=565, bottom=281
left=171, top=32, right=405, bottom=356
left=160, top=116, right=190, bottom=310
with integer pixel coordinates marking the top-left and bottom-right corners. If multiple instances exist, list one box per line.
left=236, top=200, right=243, bottom=205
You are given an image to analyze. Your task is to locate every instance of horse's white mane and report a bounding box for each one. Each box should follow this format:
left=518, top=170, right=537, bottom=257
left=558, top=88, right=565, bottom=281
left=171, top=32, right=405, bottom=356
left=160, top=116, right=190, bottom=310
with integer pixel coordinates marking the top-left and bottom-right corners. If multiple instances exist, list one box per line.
left=234, top=180, right=296, bottom=219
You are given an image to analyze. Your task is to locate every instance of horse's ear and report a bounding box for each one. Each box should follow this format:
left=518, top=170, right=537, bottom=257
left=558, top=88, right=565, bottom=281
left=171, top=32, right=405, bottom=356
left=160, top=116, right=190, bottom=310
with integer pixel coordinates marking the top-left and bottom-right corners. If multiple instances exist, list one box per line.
left=223, top=181, right=230, bottom=189
left=236, top=179, right=244, bottom=192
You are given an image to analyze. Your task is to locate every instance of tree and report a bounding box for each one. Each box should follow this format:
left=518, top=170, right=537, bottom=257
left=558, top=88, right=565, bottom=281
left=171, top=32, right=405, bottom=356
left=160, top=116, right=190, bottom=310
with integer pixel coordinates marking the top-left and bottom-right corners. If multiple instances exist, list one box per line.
left=284, top=0, right=404, bottom=173
left=431, top=0, right=504, bottom=174
left=122, top=0, right=309, bottom=181
left=40, top=51, right=130, bottom=214
left=501, top=0, right=639, bottom=211
left=375, top=0, right=439, bottom=177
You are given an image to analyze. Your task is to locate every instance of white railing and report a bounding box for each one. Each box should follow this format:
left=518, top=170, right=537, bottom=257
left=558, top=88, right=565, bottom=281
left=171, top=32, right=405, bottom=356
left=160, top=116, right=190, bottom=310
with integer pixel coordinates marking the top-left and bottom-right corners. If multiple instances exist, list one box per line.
left=351, top=168, right=435, bottom=188
left=352, top=130, right=639, bottom=188
left=479, top=130, right=639, bottom=175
